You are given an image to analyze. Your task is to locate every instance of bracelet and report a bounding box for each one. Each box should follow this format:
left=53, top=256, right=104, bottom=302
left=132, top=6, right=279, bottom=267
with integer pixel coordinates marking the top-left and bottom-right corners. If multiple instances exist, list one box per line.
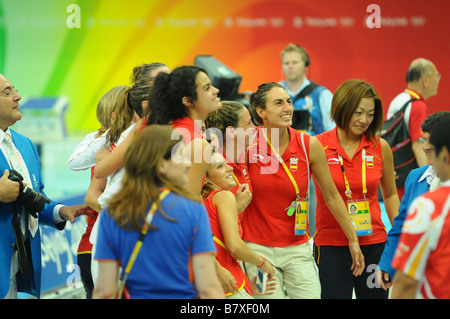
left=257, top=256, right=266, bottom=268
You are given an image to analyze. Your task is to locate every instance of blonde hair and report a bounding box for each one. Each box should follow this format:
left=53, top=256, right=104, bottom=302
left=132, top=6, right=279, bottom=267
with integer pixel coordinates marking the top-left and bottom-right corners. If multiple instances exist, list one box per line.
left=96, top=85, right=129, bottom=138
left=105, top=86, right=137, bottom=146
left=107, top=125, right=200, bottom=231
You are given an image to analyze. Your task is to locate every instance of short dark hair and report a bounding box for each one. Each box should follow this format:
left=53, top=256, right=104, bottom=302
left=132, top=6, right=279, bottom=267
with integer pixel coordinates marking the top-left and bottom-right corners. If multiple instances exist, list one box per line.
left=430, top=114, right=450, bottom=156
left=421, top=111, right=450, bottom=133
left=330, top=79, right=383, bottom=141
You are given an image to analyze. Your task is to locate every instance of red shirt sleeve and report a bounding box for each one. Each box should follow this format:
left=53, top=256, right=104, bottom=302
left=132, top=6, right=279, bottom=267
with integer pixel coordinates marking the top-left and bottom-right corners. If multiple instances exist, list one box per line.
left=408, top=101, right=428, bottom=142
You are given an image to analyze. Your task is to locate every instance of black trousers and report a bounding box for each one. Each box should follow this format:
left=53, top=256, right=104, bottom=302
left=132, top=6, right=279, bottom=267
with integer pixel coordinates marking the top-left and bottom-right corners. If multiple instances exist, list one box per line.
left=77, top=253, right=94, bottom=299
left=313, top=242, right=389, bottom=299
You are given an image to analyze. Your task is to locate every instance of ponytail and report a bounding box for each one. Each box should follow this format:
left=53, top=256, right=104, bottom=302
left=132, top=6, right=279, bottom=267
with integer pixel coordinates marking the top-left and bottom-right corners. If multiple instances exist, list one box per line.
left=147, top=65, right=205, bottom=125
left=147, top=72, right=176, bottom=125
left=249, top=82, right=284, bottom=126
left=96, top=85, right=128, bottom=139
left=106, top=86, right=134, bottom=146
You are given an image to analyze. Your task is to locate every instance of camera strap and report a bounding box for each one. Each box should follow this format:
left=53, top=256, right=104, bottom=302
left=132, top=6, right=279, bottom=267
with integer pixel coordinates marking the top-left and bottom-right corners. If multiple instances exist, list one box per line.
left=11, top=203, right=33, bottom=277
left=3, top=133, right=39, bottom=237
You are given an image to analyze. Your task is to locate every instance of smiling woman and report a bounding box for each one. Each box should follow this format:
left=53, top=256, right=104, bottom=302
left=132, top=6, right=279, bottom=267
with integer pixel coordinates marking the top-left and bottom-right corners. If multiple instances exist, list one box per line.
left=202, top=152, right=276, bottom=298
left=241, top=81, right=364, bottom=299
left=313, top=79, right=399, bottom=299
left=146, top=65, right=222, bottom=196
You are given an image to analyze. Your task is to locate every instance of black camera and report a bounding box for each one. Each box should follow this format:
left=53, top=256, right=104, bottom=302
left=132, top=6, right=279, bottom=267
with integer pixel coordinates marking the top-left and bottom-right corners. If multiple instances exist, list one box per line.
left=8, top=169, right=50, bottom=218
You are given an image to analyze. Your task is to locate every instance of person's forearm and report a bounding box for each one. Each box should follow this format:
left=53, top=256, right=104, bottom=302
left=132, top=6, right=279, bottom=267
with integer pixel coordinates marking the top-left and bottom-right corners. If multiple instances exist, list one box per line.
left=383, top=194, right=400, bottom=225
left=194, top=254, right=224, bottom=299
left=84, top=177, right=106, bottom=212
left=85, top=192, right=102, bottom=212
left=227, top=239, right=264, bottom=267
left=324, top=192, right=359, bottom=244
left=92, top=286, right=116, bottom=299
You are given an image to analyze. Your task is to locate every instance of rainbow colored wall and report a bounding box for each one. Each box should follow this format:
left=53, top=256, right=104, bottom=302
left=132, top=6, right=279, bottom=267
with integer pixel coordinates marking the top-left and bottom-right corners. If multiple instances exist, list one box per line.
left=1, top=0, right=448, bottom=134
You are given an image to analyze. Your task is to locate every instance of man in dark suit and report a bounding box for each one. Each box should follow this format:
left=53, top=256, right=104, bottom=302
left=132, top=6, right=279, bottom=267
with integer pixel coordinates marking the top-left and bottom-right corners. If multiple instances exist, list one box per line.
left=0, top=73, right=89, bottom=298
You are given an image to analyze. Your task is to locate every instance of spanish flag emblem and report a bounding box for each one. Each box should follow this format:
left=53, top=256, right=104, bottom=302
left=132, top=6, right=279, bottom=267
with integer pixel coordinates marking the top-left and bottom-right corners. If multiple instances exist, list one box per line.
left=290, top=157, right=299, bottom=171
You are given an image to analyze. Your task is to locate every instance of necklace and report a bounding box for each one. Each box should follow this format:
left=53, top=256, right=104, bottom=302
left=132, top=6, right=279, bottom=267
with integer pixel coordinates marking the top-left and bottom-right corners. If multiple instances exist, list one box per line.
left=338, top=135, right=357, bottom=150
left=336, top=129, right=360, bottom=151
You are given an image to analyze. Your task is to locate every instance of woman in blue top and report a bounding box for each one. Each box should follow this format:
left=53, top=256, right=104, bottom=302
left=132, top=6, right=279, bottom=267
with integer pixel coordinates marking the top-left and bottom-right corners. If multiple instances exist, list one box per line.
left=93, top=125, right=223, bottom=299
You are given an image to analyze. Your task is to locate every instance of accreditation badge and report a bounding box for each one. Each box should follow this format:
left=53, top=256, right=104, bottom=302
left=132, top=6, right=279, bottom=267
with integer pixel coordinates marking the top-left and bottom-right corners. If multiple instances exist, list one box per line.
left=294, top=199, right=308, bottom=235
left=347, top=199, right=372, bottom=236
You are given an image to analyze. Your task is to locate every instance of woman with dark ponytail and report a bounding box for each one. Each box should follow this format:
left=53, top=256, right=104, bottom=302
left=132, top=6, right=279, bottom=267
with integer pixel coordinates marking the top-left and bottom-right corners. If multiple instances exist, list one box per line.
left=146, top=65, right=222, bottom=196
left=96, top=65, right=222, bottom=197
left=240, top=82, right=364, bottom=299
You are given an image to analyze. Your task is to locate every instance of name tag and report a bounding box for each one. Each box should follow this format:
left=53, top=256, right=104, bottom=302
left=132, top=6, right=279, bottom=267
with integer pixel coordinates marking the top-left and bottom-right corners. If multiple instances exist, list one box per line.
left=348, top=199, right=372, bottom=236
left=294, top=199, right=308, bottom=235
